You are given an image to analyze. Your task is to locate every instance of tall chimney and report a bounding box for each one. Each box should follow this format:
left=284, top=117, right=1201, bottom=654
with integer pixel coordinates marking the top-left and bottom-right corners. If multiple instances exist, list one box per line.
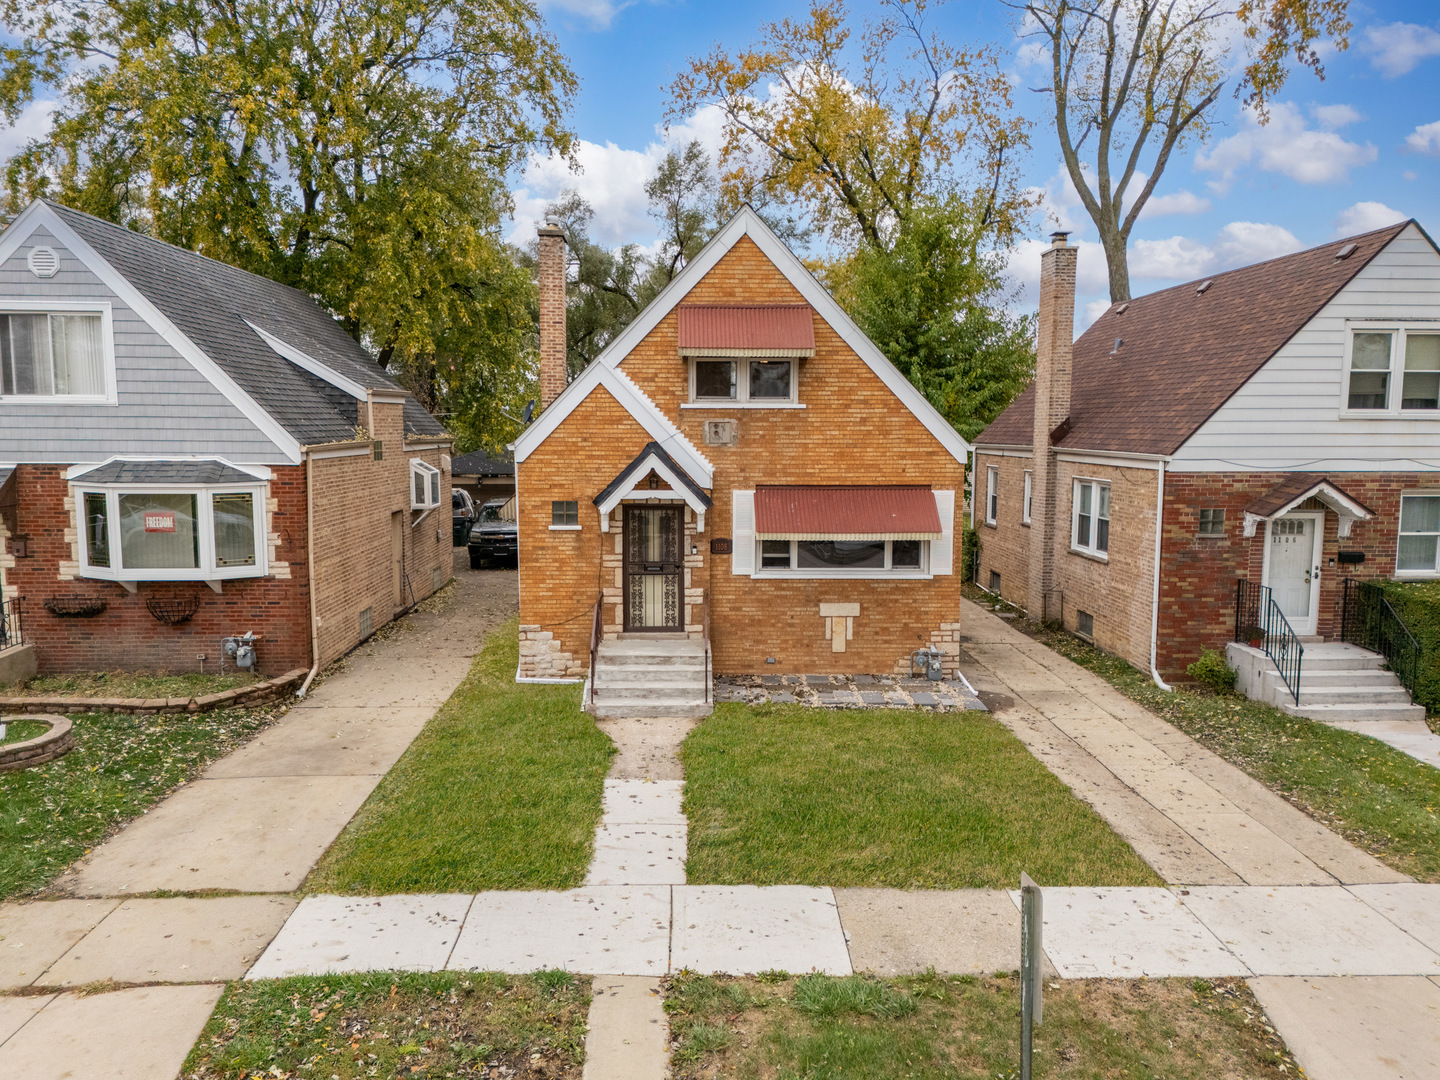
left=537, top=217, right=567, bottom=410
left=1028, top=231, right=1077, bottom=623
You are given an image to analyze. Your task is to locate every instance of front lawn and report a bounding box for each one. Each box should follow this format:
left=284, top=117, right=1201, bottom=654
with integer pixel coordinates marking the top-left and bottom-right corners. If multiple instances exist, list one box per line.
left=665, top=972, right=1299, bottom=1080
left=182, top=970, right=590, bottom=1080
left=305, top=619, right=614, bottom=894
left=683, top=704, right=1160, bottom=888
left=1, top=707, right=279, bottom=900
left=0, top=670, right=259, bottom=697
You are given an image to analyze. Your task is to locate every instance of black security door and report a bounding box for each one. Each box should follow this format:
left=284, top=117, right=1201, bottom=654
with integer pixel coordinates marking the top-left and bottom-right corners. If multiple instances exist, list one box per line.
left=623, top=506, right=683, bottom=631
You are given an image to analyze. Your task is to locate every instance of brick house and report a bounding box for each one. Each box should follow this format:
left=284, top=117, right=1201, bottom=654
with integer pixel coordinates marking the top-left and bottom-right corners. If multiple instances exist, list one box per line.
left=0, top=200, right=453, bottom=681
left=973, top=220, right=1440, bottom=685
left=511, top=208, right=970, bottom=715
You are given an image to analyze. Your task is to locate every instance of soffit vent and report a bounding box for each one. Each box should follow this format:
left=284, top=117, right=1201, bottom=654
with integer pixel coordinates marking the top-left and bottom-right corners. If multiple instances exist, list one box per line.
left=27, top=246, right=59, bottom=278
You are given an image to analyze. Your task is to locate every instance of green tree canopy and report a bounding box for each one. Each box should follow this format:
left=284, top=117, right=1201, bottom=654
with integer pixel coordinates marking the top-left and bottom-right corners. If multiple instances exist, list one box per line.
left=0, top=0, right=576, bottom=451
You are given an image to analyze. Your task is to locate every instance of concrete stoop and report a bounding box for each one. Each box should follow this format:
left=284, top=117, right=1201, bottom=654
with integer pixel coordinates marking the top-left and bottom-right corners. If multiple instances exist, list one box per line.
left=1227, top=641, right=1427, bottom=724
left=589, top=636, right=712, bottom=720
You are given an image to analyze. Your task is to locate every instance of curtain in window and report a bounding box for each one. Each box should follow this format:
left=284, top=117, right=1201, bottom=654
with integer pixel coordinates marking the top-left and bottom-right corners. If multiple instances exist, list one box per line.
left=50, top=314, right=105, bottom=395
left=2, top=314, right=51, bottom=395
left=1398, top=495, right=1440, bottom=571
left=213, top=492, right=257, bottom=567
left=118, top=493, right=199, bottom=569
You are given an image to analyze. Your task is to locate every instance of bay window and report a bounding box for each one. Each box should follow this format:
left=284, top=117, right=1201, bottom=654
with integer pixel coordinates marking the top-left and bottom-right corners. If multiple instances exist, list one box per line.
left=0, top=307, right=112, bottom=401
left=1344, top=327, right=1440, bottom=414
left=410, top=459, right=442, bottom=510
left=1072, top=479, right=1110, bottom=558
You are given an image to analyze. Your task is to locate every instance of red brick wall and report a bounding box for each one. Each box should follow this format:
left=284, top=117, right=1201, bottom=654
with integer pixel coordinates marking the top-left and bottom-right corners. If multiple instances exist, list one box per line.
left=4, top=463, right=312, bottom=675
left=1157, top=471, right=1432, bottom=678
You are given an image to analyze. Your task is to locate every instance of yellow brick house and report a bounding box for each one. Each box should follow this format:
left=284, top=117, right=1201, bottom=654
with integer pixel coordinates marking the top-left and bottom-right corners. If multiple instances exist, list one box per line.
left=512, top=207, right=971, bottom=716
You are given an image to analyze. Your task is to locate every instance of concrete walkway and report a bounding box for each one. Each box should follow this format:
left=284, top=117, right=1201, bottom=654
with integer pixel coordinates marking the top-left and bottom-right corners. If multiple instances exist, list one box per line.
left=0, top=560, right=517, bottom=1079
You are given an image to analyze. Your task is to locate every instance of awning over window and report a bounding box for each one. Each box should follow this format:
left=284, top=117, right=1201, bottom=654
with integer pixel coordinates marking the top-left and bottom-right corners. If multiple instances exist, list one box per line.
left=676, top=305, right=815, bottom=357
left=755, top=485, right=941, bottom=540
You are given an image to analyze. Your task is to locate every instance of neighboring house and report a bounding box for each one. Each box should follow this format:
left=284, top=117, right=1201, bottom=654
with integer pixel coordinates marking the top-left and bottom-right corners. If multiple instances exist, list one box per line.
left=973, top=220, right=1440, bottom=683
left=511, top=207, right=969, bottom=715
left=450, top=448, right=516, bottom=505
left=0, top=200, right=453, bottom=678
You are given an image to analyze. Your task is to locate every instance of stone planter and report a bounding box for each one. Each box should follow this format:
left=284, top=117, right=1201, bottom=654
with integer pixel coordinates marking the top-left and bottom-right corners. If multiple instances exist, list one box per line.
left=0, top=714, right=74, bottom=772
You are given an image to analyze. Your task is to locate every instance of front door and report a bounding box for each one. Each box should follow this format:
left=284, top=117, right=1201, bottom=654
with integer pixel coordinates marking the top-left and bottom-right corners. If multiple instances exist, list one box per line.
left=1264, top=511, right=1322, bottom=636
left=624, top=505, right=683, bottom=632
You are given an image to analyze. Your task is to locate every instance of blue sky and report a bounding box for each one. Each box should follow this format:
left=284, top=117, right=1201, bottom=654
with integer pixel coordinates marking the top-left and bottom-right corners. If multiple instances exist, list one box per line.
left=515, top=0, right=1440, bottom=326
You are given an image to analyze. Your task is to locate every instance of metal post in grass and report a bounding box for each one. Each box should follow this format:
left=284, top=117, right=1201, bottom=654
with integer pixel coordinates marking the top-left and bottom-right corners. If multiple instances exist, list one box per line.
left=1019, top=872, right=1043, bottom=1080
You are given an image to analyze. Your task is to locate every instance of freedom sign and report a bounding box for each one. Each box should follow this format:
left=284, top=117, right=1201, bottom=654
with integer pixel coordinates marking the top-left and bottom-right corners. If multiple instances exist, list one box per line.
left=143, top=511, right=177, bottom=533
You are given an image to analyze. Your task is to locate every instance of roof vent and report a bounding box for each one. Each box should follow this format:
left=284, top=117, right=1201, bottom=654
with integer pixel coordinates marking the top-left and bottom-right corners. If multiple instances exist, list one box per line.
left=1196, top=279, right=1213, bottom=295
left=26, top=246, right=58, bottom=278
left=1336, top=242, right=1358, bottom=260
left=1111, top=337, right=1124, bottom=355
left=1114, top=302, right=1129, bottom=315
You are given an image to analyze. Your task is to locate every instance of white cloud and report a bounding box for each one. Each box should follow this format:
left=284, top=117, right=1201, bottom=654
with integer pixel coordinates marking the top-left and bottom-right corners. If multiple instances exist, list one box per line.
left=536, top=0, right=637, bottom=30
left=1311, top=103, right=1362, bottom=129
left=0, top=99, right=57, bottom=163
left=1361, top=21, right=1440, bottom=78
left=1003, top=236, right=1111, bottom=307
left=1405, top=120, right=1440, bottom=156
left=1137, top=189, right=1211, bottom=219
left=1197, top=103, right=1377, bottom=188
left=1130, top=221, right=1302, bottom=281
left=1333, top=201, right=1407, bottom=237
left=1404, top=170, right=1420, bottom=181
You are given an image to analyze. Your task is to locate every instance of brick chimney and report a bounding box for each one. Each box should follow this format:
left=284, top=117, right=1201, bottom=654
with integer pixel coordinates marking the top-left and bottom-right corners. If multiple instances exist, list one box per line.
left=537, top=217, right=567, bottom=410
left=1027, top=231, right=1077, bottom=623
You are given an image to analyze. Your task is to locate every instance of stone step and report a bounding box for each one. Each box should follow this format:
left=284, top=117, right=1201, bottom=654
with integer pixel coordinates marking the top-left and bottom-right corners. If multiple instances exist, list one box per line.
left=591, top=698, right=713, bottom=720
left=599, top=637, right=705, bottom=657
left=1291, top=670, right=1405, bottom=689
left=594, top=666, right=708, bottom=689
left=1293, top=685, right=1414, bottom=706
left=1279, top=700, right=1429, bottom=723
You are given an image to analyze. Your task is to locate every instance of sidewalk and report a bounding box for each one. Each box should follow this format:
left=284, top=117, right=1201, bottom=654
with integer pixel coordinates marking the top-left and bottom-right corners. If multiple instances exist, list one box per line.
left=0, top=561, right=517, bottom=1080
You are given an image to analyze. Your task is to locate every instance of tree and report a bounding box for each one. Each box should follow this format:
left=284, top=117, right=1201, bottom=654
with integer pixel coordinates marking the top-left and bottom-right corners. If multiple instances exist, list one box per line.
left=830, top=196, right=1035, bottom=441
left=668, top=0, right=1032, bottom=255
left=0, top=0, right=575, bottom=449
left=1018, top=0, right=1351, bottom=302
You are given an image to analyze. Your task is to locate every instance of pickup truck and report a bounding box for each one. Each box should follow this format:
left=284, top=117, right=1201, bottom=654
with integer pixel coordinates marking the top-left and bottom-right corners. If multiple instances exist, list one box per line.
left=467, top=498, right=518, bottom=568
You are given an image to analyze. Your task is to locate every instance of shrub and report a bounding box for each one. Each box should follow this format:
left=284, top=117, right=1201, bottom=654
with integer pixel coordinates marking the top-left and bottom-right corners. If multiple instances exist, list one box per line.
left=1378, top=581, right=1440, bottom=716
left=1186, top=648, right=1237, bottom=694
left=961, top=526, right=981, bottom=583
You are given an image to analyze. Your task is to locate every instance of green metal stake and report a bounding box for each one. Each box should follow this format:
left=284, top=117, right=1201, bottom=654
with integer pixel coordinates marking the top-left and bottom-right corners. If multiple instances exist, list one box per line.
left=1020, top=872, right=1043, bottom=1080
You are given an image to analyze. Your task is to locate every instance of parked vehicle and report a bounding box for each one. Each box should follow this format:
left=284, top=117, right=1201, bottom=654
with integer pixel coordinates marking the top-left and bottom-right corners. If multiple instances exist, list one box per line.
left=468, top=498, right=518, bottom=568
left=452, top=488, right=475, bottom=546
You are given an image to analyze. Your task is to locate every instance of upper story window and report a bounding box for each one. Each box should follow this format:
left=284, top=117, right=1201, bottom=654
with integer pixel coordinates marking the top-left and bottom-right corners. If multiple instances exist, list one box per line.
left=1344, top=327, right=1440, bottom=414
left=0, top=309, right=112, bottom=402
left=1071, top=478, right=1110, bottom=558
left=410, top=459, right=441, bottom=510
left=985, top=466, right=998, bottom=525
left=689, top=358, right=797, bottom=405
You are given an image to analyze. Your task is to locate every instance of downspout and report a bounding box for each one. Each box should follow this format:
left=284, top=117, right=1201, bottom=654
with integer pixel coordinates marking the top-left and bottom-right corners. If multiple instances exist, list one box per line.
left=296, top=450, right=322, bottom=699
left=1150, top=458, right=1173, bottom=692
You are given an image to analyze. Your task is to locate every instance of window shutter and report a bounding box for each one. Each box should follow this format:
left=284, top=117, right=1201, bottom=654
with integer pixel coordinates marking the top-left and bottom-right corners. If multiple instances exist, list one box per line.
left=931, top=490, right=955, bottom=575
left=731, top=489, right=755, bottom=575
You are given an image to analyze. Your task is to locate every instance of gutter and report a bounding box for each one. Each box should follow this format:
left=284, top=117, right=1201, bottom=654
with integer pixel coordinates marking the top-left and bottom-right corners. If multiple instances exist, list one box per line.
left=1150, top=458, right=1173, bottom=692
left=296, top=450, right=322, bottom=699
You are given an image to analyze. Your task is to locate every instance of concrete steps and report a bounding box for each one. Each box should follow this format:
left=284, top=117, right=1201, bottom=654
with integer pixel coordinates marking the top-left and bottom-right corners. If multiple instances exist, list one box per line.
left=589, top=637, right=712, bottom=720
left=1228, top=641, right=1427, bottom=724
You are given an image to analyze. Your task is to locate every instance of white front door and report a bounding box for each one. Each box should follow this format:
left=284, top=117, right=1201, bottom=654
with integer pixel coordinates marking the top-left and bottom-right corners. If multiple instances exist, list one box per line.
left=1263, top=512, right=1322, bottom=636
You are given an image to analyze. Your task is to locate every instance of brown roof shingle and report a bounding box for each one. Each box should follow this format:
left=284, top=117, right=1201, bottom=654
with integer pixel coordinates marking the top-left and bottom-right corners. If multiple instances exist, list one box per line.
left=977, top=221, right=1419, bottom=455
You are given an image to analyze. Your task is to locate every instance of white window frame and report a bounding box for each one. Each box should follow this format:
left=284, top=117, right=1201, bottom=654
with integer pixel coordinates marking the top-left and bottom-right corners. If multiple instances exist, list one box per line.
left=0, top=300, right=118, bottom=405
left=684, top=356, right=803, bottom=408
left=76, top=482, right=269, bottom=583
left=410, top=459, right=442, bottom=510
left=985, top=466, right=998, bottom=525
left=1070, top=478, right=1110, bottom=559
left=753, top=538, right=931, bottom=579
left=1022, top=470, right=1033, bottom=525
left=1341, top=324, right=1440, bottom=417
left=1395, top=491, right=1440, bottom=579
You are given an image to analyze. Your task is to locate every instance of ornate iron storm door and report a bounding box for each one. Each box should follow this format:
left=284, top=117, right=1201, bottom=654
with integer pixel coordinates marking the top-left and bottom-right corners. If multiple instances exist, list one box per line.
left=623, top=505, right=683, bottom=631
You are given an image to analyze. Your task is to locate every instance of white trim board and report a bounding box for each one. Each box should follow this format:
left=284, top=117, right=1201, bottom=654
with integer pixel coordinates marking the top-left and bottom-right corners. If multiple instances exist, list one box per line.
left=0, top=202, right=303, bottom=463
left=595, top=448, right=709, bottom=532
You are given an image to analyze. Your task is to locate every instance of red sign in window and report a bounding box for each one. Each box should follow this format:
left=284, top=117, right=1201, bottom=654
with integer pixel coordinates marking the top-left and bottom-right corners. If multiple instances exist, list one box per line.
left=143, top=511, right=176, bottom=533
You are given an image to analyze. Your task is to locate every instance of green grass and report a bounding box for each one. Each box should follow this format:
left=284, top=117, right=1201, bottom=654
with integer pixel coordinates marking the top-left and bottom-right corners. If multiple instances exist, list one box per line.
left=682, top=703, right=1160, bottom=888
left=1031, top=622, right=1440, bottom=883
left=665, top=972, right=1300, bottom=1079
left=1, top=670, right=259, bottom=698
left=305, top=619, right=614, bottom=894
left=0, top=718, right=49, bottom=746
left=0, top=708, right=278, bottom=900
left=182, top=970, right=590, bottom=1079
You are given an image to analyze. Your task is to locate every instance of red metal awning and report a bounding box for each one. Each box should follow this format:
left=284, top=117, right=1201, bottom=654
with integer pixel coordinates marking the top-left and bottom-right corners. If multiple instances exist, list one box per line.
left=676, top=305, right=815, bottom=357
left=755, top=486, right=941, bottom=540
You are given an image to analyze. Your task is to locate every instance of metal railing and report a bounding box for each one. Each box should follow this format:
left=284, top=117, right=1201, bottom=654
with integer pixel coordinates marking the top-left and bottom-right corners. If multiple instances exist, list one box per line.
left=587, top=596, right=602, bottom=710
left=701, top=590, right=711, bottom=705
left=1340, top=578, right=1421, bottom=700
left=0, top=596, right=22, bottom=650
left=1233, top=579, right=1304, bottom=704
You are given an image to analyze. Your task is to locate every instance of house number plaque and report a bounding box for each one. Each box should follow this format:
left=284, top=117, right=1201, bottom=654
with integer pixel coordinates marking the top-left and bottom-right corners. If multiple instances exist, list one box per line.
left=710, top=538, right=732, bottom=555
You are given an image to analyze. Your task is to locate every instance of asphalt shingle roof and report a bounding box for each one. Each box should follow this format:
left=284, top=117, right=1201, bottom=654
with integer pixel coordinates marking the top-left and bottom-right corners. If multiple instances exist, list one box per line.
left=49, top=202, right=447, bottom=443
left=451, top=449, right=515, bottom=477
left=78, top=460, right=260, bottom=485
left=976, top=221, right=1418, bottom=456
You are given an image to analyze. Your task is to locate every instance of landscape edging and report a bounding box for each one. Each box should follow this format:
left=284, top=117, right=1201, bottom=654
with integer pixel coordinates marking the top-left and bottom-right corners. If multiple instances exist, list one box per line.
left=0, top=668, right=309, bottom=716
left=0, top=714, right=74, bottom=772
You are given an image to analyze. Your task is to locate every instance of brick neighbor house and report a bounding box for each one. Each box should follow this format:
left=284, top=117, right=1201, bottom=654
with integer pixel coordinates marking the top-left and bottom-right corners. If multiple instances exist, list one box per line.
left=973, top=220, right=1440, bottom=690
left=512, top=207, right=970, bottom=716
left=0, top=199, right=453, bottom=682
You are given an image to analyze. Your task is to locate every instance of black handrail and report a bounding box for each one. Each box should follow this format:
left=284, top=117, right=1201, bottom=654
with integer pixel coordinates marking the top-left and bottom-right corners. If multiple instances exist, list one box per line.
left=1233, top=580, right=1304, bottom=705
left=1341, top=578, right=1421, bottom=700
left=0, top=596, right=22, bottom=650
left=587, top=596, right=602, bottom=710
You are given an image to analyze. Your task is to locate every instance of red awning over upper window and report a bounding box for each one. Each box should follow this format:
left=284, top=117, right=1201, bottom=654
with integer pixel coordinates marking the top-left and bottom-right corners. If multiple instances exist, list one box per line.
left=676, top=305, right=815, bottom=357
left=755, top=486, right=941, bottom=540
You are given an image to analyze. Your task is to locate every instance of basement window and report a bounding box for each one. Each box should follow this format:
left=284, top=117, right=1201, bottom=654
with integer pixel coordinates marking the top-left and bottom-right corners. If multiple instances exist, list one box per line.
left=1077, top=610, right=1095, bottom=638
left=410, top=460, right=441, bottom=510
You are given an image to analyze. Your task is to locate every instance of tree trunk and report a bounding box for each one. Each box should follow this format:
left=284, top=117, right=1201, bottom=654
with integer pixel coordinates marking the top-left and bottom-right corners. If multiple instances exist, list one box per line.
left=1099, top=221, right=1132, bottom=304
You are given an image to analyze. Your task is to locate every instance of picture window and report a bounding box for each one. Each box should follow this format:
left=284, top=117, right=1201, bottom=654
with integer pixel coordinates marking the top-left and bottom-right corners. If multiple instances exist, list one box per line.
left=78, top=484, right=267, bottom=582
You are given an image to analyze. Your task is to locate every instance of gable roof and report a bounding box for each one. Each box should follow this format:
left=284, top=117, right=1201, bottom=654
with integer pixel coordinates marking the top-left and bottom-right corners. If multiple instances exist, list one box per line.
left=514, top=206, right=970, bottom=467
left=595, top=441, right=714, bottom=510
left=4, top=201, right=445, bottom=452
left=976, top=220, right=1419, bottom=456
